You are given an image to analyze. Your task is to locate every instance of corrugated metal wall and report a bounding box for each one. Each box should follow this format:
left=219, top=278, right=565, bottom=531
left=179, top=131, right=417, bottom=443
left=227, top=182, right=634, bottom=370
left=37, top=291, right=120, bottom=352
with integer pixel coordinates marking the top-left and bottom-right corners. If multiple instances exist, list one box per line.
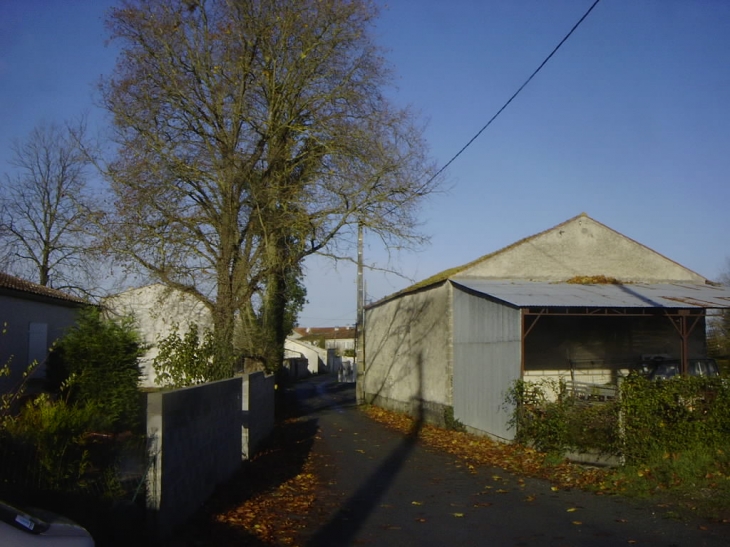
left=452, top=287, right=522, bottom=441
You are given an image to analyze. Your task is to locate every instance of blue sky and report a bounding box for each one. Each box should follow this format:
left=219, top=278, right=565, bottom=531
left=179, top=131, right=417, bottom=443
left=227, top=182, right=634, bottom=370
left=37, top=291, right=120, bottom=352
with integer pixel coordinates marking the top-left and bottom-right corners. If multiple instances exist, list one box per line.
left=2, top=1, right=730, bottom=327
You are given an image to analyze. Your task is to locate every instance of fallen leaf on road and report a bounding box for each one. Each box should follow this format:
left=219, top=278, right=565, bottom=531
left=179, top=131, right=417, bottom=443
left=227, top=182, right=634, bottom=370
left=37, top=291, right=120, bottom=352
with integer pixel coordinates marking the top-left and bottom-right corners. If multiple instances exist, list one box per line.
left=615, top=518, right=627, bottom=523
left=567, top=507, right=578, bottom=512
left=496, top=489, right=509, bottom=494
left=415, top=518, right=427, bottom=523
left=551, top=486, right=560, bottom=491
left=411, top=501, right=423, bottom=506
left=453, top=513, right=465, bottom=518
left=525, top=495, right=536, bottom=502
left=572, top=521, right=582, bottom=525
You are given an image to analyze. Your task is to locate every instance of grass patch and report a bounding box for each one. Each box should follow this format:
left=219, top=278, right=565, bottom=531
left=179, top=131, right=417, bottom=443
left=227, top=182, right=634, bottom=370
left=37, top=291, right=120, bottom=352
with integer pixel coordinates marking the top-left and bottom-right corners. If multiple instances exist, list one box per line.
left=604, top=447, right=730, bottom=519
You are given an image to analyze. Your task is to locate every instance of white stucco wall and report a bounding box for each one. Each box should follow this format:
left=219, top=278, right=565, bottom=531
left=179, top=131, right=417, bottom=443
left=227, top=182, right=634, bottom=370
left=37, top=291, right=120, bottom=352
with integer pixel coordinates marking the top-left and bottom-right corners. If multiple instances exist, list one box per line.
left=454, top=215, right=706, bottom=283
left=104, top=285, right=213, bottom=388
left=362, top=282, right=452, bottom=422
left=284, top=338, right=326, bottom=374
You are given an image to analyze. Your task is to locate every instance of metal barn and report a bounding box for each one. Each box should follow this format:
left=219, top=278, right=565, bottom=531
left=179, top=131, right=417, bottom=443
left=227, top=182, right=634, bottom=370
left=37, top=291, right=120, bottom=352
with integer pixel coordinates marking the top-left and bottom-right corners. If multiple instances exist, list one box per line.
left=360, top=214, right=730, bottom=441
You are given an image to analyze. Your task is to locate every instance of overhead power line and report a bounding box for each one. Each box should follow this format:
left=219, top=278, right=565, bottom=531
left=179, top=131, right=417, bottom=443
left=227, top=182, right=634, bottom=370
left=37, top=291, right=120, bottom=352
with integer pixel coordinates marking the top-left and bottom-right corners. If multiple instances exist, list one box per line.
left=426, top=0, right=602, bottom=185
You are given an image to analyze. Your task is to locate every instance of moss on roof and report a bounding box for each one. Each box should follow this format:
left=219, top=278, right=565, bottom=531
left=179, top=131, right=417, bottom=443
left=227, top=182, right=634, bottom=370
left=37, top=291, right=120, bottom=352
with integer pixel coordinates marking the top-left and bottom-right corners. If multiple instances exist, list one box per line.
left=565, top=275, right=623, bottom=285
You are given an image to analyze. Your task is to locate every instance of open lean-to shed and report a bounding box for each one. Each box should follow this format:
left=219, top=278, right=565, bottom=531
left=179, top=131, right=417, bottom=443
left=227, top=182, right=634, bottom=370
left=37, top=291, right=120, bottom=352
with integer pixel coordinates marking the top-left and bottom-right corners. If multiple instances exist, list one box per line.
left=360, top=213, right=730, bottom=441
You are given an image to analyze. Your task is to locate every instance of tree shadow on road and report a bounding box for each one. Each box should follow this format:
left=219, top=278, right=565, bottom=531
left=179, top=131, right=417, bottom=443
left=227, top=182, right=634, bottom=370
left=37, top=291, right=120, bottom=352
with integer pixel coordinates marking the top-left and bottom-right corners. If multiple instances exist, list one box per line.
left=304, top=354, right=426, bottom=547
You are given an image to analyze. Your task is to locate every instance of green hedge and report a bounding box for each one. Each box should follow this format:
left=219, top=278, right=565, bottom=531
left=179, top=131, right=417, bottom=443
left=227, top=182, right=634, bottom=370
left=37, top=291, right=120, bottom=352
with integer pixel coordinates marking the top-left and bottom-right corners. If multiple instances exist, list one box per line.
left=505, top=379, right=620, bottom=455
left=620, top=374, right=730, bottom=463
left=506, top=375, right=730, bottom=465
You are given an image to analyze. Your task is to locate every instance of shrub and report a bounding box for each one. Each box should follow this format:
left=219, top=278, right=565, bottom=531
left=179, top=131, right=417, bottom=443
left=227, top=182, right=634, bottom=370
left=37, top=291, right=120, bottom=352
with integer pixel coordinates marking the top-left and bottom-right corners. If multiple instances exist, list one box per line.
left=1, top=394, right=101, bottom=492
left=46, top=307, right=144, bottom=432
left=443, top=406, right=466, bottom=432
left=152, top=322, right=216, bottom=388
left=505, top=378, right=620, bottom=455
left=620, top=372, right=730, bottom=464
left=506, top=374, right=730, bottom=466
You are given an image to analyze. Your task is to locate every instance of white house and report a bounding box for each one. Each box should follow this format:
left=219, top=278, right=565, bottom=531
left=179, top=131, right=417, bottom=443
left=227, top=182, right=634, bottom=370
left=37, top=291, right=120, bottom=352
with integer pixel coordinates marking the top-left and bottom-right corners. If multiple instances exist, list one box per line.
left=284, top=337, right=327, bottom=375
left=104, top=284, right=213, bottom=388
left=292, top=326, right=356, bottom=354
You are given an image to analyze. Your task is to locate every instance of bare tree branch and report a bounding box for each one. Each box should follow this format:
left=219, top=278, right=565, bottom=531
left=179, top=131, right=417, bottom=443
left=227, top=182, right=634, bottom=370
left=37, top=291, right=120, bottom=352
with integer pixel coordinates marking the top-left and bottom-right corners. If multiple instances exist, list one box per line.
left=0, top=121, right=101, bottom=298
left=100, top=0, right=442, bottom=372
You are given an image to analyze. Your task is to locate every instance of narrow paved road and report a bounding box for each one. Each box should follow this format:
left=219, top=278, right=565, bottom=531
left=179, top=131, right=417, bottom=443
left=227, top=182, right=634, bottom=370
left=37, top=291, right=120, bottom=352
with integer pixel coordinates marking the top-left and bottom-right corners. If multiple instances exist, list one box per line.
left=292, top=375, right=728, bottom=547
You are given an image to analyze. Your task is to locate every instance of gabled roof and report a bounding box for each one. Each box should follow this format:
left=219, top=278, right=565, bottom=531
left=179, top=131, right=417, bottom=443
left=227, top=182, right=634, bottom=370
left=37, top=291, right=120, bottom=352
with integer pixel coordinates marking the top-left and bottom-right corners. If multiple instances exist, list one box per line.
left=367, top=213, right=710, bottom=309
left=0, top=272, right=86, bottom=305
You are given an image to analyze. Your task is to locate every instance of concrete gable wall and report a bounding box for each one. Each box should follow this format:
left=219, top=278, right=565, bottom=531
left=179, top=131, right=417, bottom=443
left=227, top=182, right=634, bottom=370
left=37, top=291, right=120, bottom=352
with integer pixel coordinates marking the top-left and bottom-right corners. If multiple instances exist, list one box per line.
left=363, top=282, right=453, bottom=423
left=454, top=215, right=705, bottom=283
left=104, top=285, right=213, bottom=388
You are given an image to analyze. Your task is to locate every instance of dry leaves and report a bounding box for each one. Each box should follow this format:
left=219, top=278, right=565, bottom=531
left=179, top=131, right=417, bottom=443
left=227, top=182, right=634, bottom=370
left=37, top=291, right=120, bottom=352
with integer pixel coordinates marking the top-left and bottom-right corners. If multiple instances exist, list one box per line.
left=365, top=404, right=611, bottom=492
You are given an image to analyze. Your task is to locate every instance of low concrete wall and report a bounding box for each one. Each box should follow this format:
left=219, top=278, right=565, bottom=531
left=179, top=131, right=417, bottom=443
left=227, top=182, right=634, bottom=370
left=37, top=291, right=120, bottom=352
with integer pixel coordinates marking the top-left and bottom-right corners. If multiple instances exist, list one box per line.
left=242, top=372, right=275, bottom=459
left=146, top=373, right=274, bottom=539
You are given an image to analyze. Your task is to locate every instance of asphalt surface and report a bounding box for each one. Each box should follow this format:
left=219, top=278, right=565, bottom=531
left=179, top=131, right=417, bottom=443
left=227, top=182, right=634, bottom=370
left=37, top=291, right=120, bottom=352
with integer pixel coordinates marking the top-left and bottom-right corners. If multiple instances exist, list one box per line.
left=290, top=375, right=729, bottom=547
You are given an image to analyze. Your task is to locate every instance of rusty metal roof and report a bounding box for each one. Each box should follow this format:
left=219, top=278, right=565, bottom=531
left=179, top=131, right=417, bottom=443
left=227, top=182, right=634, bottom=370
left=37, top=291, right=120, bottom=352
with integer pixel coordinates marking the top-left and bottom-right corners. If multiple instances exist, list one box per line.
left=451, top=279, right=730, bottom=309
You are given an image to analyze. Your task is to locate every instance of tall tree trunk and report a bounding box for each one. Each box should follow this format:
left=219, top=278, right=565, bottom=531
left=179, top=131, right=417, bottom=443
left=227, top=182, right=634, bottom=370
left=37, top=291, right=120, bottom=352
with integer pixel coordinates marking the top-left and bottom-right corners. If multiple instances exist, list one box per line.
left=260, top=230, right=291, bottom=372
left=261, top=266, right=288, bottom=372
left=213, top=209, right=238, bottom=378
left=212, top=277, right=236, bottom=379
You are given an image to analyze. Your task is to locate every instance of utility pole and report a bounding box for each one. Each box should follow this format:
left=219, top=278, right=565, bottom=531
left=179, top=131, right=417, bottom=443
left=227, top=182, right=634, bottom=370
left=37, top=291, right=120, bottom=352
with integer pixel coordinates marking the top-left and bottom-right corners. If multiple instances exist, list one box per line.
left=355, top=221, right=365, bottom=403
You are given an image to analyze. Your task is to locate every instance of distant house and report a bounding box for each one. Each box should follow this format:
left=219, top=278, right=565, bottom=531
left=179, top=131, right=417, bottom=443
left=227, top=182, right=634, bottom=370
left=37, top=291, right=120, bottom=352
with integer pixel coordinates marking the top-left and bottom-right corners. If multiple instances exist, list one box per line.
left=284, top=337, right=327, bottom=375
left=361, top=213, right=730, bottom=441
left=0, top=272, right=86, bottom=393
left=292, top=326, right=356, bottom=354
left=104, top=284, right=213, bottom=388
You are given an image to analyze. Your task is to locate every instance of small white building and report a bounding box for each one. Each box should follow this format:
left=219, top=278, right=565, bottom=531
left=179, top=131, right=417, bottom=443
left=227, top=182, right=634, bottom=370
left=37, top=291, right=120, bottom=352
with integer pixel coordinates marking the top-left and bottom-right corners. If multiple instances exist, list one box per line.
left=292, top=326, right=356, bottom=354
left=284, top=337, right=327, bottom=375
left=104, top=284, right=213, bottom=388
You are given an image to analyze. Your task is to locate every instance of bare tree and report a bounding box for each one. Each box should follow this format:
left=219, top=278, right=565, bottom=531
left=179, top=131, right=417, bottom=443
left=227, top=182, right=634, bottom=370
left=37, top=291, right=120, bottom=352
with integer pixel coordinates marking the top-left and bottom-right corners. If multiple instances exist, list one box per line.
left=100, top=0, right=439, bottom=372
left=0, top=121, right=94, bottom=295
